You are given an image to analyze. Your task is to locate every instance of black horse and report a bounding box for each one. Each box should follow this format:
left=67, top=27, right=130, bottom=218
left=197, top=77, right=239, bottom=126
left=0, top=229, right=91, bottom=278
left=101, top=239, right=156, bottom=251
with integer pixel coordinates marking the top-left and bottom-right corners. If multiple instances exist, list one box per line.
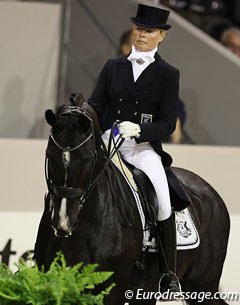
left=34, top=94, right=230, bottom=305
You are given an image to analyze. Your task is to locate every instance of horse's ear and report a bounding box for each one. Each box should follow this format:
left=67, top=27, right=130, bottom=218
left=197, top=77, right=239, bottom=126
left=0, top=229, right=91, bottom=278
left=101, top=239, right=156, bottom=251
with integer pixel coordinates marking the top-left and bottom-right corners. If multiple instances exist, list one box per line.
left=45, top=109, right=56, bottom=126
left=69, top=92, right=86, bottom=106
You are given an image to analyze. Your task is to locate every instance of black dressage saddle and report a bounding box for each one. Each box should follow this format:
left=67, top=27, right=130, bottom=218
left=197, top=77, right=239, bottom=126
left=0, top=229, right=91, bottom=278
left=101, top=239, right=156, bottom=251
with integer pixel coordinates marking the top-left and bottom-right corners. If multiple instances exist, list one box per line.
left=122, top=159, right=190, bottom=226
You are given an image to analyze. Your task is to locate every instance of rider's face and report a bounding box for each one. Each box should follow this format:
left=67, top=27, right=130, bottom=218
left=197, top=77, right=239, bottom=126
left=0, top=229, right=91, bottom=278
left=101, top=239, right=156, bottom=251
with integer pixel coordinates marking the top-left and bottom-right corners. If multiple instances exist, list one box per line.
left=132, top=24, right=166, bottom=52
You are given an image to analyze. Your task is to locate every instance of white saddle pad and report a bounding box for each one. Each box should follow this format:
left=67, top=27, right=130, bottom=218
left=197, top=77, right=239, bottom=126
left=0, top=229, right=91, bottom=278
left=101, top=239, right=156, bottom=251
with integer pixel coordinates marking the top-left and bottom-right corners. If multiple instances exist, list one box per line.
left=175, top=208, right=200, bottom=250
left=142, top=208, right=200, bottom=251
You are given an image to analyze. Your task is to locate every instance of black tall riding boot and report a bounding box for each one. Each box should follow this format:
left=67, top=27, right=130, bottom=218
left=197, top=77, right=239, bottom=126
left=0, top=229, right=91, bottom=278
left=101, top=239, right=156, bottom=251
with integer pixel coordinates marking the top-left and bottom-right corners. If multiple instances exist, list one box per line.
left=157, top=213, right=181, bottom=294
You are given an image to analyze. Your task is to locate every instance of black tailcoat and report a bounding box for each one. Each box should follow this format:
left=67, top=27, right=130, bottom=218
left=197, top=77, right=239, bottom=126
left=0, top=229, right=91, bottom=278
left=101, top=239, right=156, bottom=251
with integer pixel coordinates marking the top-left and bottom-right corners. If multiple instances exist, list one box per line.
left=88, top=53, right=179, bottom=167
left=89, top=53, right=189, bottom=209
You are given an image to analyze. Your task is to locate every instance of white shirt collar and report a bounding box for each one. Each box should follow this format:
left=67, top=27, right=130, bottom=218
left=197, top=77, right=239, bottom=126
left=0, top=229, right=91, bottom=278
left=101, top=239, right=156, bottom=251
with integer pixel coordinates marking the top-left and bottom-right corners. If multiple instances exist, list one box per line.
left=130, top=45, right=157, bottom=59
left=127, top=45, right=157, bottom=66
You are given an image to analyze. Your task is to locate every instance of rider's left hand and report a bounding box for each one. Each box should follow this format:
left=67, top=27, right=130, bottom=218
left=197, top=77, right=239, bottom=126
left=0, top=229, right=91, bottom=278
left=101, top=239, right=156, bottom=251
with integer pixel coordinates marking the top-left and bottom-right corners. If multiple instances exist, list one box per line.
left=118, top=121, right=141, bottom=139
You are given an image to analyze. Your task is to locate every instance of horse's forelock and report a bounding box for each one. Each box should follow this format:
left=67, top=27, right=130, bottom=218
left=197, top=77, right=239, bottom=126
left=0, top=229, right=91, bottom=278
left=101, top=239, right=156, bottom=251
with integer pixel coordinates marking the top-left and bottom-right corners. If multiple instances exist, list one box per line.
left=69, top=93, right=85, bottom=107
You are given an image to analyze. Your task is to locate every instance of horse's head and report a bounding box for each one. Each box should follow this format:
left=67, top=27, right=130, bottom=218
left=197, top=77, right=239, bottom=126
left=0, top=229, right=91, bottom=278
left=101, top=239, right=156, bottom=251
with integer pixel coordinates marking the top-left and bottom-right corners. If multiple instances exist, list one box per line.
left=45, top=93, right=101, bottom=238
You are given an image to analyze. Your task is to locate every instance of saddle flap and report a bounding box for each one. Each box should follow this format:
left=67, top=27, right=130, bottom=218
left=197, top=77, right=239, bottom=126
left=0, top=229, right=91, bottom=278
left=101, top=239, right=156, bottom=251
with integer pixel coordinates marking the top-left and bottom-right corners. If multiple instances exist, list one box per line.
left=132, top=168, right=159, bottom=223
left=109, top=152, right=159, bottom=226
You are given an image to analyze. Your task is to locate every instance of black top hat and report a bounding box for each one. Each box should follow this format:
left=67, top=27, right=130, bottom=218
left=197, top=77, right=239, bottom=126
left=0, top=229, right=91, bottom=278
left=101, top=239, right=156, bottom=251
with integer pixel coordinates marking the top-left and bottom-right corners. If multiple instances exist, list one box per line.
left=130, top=4, right=171, bottom=30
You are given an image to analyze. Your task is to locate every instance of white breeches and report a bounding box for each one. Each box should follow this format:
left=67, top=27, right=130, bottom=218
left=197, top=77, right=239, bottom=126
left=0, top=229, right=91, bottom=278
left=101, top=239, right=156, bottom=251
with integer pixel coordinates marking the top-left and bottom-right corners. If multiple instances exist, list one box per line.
left=103, top=132, right=172, bottom=221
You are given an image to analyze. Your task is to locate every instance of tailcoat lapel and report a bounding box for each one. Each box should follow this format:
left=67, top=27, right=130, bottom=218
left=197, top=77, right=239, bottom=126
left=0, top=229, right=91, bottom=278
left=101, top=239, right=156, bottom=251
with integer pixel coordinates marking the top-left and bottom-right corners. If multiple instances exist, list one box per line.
left=118, top=57, right=138, bottom=99
left=118, top=54, right=164, bottom=95
left=135, top=53, right=163, bottom=89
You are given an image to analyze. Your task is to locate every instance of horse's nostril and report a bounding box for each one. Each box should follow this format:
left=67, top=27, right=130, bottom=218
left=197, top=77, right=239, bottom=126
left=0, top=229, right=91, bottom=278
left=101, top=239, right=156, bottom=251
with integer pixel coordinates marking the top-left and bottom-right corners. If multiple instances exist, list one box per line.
left=52, top=226, right=72, bottom=238
left=57, top=229, right=72, bottom=238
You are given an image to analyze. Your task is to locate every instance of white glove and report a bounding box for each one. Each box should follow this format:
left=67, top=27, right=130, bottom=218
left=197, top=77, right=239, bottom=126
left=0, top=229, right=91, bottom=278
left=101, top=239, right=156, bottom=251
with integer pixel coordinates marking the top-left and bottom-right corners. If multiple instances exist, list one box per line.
left=118, top=121, right=141, bottom=139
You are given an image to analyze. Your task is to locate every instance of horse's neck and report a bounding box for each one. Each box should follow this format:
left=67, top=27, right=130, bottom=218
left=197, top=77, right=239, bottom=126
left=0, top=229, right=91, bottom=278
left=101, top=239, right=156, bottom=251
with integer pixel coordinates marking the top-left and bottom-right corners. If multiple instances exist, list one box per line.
left=96, top=162, right=140, bottom=227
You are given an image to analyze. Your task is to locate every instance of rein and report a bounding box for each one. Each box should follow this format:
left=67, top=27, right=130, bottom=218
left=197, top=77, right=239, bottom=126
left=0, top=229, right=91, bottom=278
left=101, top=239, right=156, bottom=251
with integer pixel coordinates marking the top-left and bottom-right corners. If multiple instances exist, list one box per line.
left=75, top=121, right=125, bottom=201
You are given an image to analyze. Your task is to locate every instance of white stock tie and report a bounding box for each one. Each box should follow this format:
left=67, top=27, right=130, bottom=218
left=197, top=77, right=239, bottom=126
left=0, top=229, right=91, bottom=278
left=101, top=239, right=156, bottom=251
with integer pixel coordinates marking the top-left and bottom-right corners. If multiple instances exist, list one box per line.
left=127, top=46, right=157, bottom=81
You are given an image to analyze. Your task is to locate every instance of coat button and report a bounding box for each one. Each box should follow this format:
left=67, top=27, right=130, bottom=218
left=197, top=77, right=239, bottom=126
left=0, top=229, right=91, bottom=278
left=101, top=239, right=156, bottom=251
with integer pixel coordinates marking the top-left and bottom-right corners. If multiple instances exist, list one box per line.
left=119, top=98, right=123, bottom=101
left=134, top=111, right=138, bottom=116
left=135, top=101, right=139, bottom=104
left=117, top=110, right=121, bottom=114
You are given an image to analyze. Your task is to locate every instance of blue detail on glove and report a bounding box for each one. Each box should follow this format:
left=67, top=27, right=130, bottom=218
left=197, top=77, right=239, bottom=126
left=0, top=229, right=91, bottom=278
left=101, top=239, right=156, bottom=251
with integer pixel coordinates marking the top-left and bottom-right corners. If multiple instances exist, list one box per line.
left=114, top=127, right=119, bottom=136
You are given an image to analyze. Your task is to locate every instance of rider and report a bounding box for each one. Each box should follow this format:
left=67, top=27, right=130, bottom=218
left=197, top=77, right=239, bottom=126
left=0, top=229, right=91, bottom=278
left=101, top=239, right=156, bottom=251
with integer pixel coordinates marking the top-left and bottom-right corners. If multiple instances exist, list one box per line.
left=88, top=3, right=181, bottom=293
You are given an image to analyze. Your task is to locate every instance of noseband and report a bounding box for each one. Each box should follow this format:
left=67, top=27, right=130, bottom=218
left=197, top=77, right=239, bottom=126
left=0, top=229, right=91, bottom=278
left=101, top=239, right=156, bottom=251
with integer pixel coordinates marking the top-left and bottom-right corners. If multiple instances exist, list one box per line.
left=45, top=105, right=97, bottom=203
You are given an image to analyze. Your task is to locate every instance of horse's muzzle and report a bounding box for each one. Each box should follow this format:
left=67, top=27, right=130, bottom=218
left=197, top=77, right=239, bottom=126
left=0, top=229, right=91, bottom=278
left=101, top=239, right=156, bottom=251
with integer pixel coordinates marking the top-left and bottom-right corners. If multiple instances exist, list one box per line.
left=52, top=226, right=73, bottom=238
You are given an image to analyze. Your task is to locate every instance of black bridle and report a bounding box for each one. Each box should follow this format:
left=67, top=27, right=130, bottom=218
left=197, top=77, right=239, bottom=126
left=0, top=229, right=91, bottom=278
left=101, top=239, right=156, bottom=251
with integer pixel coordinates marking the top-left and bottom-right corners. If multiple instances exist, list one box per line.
left=45, top=107, right=126, bottom=220
left=45, top=105, right=97, bottom=204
